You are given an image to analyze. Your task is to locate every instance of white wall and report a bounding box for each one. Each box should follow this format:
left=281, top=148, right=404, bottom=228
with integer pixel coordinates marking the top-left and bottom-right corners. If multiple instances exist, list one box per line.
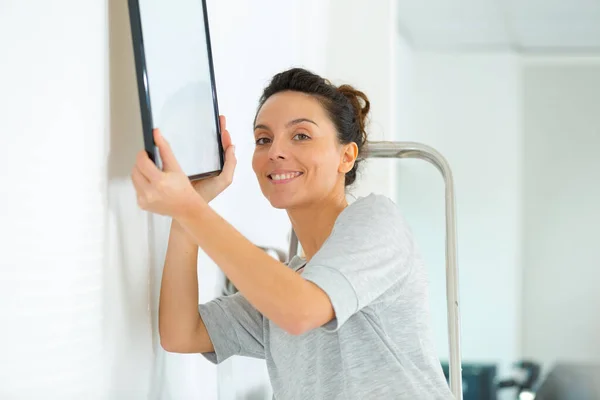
left=520, top=56, right=600, bottom=371
left=1, top=0, right=403, bottom=397
left=1, top=1, right=107, bottom=398
left=395, top=53, right=523, bottom=378
left=325, top=0, right=400, bottom=199
left=397, top=51, right=600, bottom=392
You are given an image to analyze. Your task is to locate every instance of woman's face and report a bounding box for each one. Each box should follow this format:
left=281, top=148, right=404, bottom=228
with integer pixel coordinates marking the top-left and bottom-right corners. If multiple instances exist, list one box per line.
left=252, top=91, right=357, bottom=210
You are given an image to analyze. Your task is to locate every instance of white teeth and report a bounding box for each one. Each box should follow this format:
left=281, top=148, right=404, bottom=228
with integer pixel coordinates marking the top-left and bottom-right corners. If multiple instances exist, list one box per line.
left=271, top=172, right=301, bottom=181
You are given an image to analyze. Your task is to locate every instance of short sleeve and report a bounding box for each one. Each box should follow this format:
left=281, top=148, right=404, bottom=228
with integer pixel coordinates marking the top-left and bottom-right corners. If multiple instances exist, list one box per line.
left=198, top=292, right=265, bottom=364
left=301, top=194, right=413, bottom=332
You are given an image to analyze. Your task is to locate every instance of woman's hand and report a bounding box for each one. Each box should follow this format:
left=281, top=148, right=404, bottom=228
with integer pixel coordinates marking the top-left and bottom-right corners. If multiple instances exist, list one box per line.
left=191, top=115, right=237, bottom=203
left=131, top=128, right=201, bottom=220
left=130, top=115, right=237, bottom=219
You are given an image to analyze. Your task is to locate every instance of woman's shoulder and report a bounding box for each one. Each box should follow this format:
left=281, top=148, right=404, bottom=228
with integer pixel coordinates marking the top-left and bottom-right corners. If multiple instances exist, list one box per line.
left=328, top=192, right=411, bottom=246
left=338, top=193, right=416, bottom=256
left=341, top=192, right=402, bottom=225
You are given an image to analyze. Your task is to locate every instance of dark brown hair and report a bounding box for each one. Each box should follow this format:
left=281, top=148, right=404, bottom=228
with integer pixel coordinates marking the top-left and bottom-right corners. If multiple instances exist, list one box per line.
left=255, top=68, right=370, bottom=186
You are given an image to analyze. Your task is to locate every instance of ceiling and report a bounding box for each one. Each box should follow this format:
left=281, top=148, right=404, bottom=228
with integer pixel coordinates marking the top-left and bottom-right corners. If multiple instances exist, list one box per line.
left=397, top=0, right=600, bottom=52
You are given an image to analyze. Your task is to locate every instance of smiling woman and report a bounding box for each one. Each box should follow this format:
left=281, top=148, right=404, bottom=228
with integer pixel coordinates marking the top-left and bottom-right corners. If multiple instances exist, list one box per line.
left=249, top=69, right=369, bottom=212
left=135, top=67, right=453, bottom=399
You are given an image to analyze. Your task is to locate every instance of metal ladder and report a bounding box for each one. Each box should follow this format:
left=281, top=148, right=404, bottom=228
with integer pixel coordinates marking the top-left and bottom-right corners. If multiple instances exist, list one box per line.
left=287, top=141, right=463, bottom=399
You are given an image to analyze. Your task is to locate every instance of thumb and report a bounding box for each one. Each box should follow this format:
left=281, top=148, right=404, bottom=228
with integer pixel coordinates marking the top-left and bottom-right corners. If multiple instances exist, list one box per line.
left=154, top=129, right=182, bottom=172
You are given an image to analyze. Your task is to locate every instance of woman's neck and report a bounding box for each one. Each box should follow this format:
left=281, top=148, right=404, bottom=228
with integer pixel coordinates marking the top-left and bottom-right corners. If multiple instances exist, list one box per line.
left=287, top=191, right=348, bottom=262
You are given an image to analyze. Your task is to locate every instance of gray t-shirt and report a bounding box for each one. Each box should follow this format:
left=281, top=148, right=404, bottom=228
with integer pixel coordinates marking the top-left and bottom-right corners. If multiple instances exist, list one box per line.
left=198, top=193, right=454, bottom=399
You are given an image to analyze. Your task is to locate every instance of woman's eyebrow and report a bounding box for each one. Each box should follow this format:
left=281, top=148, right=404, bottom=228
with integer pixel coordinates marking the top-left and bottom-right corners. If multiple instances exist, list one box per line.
left=254, top=118, right=318, bottom=131
left=254, top=123, right=270, bottom=132
left=286, top=118, right=318, bottom=128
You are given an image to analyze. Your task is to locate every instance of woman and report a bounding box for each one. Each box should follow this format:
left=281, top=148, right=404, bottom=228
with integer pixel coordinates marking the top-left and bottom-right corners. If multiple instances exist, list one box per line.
left=131, top=68, right=453, bottom=399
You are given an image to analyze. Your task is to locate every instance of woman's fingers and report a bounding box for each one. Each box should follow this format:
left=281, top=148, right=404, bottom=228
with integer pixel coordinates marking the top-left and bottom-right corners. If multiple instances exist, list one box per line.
left=220, top=123, right=232, bottom=150
left=136, top=149, right=162, bottom=182
left=220, top=142, right=237, bottom=186
left=131, top=165, right=153, bottom=206
left=154, top=129, right=183, bottom=173
left=217, top=115, right=235, bottom=185
left=221, top=129, right=232, bottom=149
left=131, top=164, right=150, bottom=187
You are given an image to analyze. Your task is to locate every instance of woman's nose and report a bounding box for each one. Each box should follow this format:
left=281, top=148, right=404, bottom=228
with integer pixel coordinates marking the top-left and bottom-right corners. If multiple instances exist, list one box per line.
left=268, top=138, right=287, bottom=160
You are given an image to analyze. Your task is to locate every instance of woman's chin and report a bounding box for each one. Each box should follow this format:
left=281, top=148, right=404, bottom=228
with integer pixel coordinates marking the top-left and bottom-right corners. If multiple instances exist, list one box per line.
left=267, top=192, right=299, bottom=210
left=268, top=197, right=292, bottom=210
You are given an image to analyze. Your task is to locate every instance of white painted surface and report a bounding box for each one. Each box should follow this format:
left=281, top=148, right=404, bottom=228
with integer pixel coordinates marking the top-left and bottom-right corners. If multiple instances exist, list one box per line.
left=395, top=51, right=600, bottom=394
left=396, top=0, right=600, bottom=50
left=0, top=0, right=404, bottom=397
left=326, top=0, right=399, bottom=199
left=0, top=1, right=107, bottom=398
left=395, top=53, right=523, bottom=378
left=520, top=56, right=600, bottom=371
left=107, top=0, right=169, bottom=398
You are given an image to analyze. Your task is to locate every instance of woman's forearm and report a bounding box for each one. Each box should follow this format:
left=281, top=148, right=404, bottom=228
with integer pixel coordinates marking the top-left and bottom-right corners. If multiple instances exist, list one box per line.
left=177, top=198, right=330, bottom=335
left=158, top=219, right=201, bottom=347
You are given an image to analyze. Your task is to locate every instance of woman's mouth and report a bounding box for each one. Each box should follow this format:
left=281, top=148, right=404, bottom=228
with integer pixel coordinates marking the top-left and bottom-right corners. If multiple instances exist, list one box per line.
left=268, top=172, right=303, bottom=184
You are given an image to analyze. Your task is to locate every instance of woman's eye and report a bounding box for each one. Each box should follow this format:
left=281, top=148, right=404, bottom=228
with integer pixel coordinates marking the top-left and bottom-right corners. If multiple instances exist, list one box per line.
left=255, top=137, right=271, bottom=145
left=293, top=133, right=310, bottom=141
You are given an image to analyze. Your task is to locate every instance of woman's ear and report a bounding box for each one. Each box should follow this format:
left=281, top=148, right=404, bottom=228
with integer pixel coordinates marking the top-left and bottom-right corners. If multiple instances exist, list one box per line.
left=339, top=142, right=359, bottom=173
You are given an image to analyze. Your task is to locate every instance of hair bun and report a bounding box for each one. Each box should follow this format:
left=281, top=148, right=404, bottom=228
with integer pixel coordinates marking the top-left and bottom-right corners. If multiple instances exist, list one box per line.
left=337, top=84, right=370, bottom=146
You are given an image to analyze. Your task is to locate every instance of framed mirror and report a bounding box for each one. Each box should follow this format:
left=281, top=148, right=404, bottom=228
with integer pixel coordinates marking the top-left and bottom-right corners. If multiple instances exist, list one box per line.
left=127, top=0, right=224, bottom=180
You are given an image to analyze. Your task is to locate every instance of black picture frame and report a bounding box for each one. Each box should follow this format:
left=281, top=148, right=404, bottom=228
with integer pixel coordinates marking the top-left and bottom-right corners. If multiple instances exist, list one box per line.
left=127, top=0, right=224, bottom=181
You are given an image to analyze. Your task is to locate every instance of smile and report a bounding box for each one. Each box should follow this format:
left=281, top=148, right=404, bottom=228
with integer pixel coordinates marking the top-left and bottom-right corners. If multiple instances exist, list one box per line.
left=268, top=172, right=303, bottom=184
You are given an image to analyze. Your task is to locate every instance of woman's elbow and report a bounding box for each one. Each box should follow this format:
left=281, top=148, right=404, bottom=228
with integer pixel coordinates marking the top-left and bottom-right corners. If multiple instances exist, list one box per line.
left=283, top=297, right=335, bottom=335
left=159, top=325, right=193, bottom=353
left=160, top=333, right=183, bottom=353
left=160, top=334, right=194, bottom=353
left=282, top=312, right=323, bottom=336
left=284, top=320, right=309, bottom=336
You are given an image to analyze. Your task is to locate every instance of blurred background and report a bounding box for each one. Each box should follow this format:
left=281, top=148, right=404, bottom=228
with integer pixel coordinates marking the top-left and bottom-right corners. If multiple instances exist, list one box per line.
left=1, top=0, right=599, bottom=399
